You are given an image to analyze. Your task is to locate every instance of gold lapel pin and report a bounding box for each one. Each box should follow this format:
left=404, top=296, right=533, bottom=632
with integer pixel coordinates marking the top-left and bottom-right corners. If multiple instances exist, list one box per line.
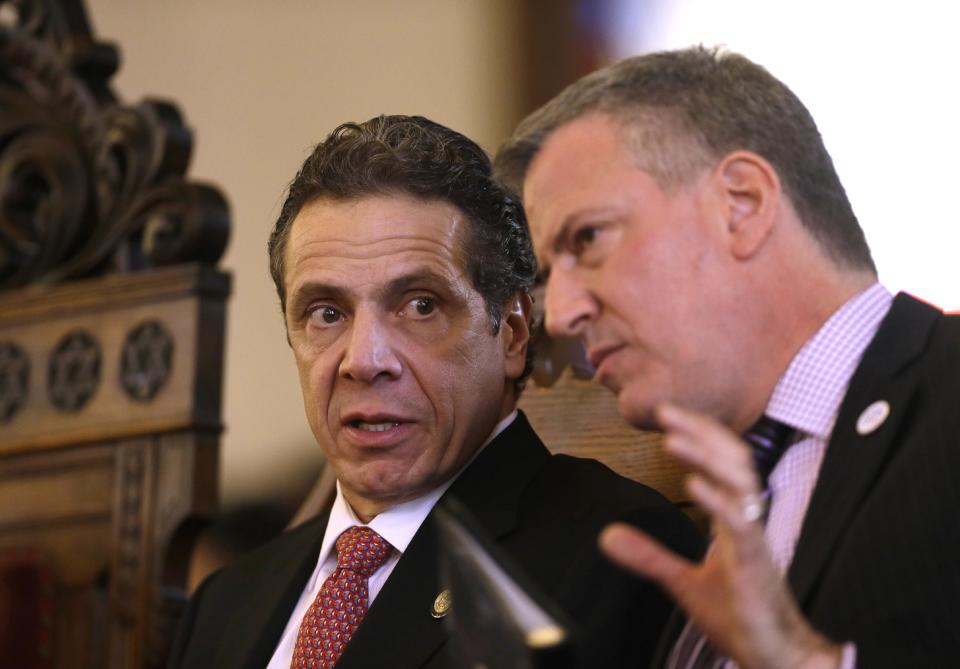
left=431, top=589, right=452, bottom=618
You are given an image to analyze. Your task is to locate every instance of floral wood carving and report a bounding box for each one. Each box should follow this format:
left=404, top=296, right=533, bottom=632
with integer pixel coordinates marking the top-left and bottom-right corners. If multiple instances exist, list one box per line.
left=120, top=319, right=174, bottom=402
left=47, top=328, right=100, bottom=411
left=0, top=0, right=229, bottom=290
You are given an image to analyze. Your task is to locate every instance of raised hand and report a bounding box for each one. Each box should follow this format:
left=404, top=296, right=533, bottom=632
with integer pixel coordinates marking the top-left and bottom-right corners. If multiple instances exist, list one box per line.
left=600, top=403, right=842, bottom=669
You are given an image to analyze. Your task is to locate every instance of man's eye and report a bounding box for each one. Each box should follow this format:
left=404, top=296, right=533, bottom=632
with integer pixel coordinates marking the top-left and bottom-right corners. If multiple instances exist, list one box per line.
left=311, top=305, right=343, bottom=325
left=570, top=225, right=597, bottom=254
left=405, top=296, right=436, bottom=318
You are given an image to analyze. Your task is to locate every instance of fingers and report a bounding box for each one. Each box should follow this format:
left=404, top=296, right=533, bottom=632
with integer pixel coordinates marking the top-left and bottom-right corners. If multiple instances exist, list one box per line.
left=657, top=403, right=760, bottom=498
left=686, top=477, right=770, bottom=563
left=657, top=402, right=771, bottom=547
left=686, top=474, right=753, bottom=534
left=599, top=522, right=695, bottom=601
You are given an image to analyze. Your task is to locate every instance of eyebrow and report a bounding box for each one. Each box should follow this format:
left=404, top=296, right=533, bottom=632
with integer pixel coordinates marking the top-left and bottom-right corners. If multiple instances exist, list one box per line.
left=287, top=281, right=349, bottom=316
left=550, top=218, right=578, bottom=256
left=549, top=205, right=624, bottom=256
left=288, top=269, right=457, bottom=313
left=381, top=269, right=457, bottom=300
left=529, top=218, right=572, bottom=282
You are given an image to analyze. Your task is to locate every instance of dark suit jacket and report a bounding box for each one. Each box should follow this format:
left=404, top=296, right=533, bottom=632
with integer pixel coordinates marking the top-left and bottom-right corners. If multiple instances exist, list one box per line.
left=785, top=293, right=960, bottom=667
left=168, top=411, right=702, bottom=669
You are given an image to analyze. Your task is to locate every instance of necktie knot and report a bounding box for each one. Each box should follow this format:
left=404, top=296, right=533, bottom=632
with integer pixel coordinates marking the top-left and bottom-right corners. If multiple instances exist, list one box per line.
left=743, top=414, right=796, bottom=491
left=334, top=526, right=393, bottom=579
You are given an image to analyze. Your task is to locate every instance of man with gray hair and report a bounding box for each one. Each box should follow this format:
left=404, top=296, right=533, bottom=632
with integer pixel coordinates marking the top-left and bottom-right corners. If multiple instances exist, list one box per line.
left=496, top=46, right=960, bottom=667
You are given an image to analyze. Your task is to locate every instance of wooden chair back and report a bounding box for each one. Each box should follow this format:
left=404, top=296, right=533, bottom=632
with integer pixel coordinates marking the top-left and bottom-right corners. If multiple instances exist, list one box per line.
left=518, top=319, right=696, bottom=519
left=0, top=2, right=231, bottom=666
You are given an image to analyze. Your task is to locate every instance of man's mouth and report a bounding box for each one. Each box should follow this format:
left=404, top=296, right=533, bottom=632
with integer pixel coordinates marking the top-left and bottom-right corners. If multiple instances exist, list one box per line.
left=587, top=343, right=625, bottom=371
left=341, top=413, right=413, bottom=447
left=351, top=420, right=401, bottom=432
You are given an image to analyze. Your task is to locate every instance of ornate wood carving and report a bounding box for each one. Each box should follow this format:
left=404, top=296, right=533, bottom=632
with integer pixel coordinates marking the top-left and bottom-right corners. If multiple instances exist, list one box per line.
left=0, top=339, right=29, bottom=421
left=0, top=0, right=229, bottom=289
left=120, top=320, right=174, bottom=402
left=47, top=329, right=101, bottom=412
left=0, top=1, right=230, bottom=667
left=0, top=265, right=228, bottom=669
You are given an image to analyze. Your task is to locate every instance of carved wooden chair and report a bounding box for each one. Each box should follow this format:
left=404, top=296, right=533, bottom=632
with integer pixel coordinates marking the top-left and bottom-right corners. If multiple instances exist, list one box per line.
left=0, top=2, right=230, bottom=667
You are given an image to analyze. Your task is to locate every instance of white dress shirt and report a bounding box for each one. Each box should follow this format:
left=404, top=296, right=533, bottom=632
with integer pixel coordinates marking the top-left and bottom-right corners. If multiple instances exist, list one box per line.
left=266, top=410, right=518, bottom=669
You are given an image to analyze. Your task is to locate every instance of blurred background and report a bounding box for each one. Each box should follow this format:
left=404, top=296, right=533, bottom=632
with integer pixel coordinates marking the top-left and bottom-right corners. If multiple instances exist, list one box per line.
left=84, top=0, right=959, bottom=511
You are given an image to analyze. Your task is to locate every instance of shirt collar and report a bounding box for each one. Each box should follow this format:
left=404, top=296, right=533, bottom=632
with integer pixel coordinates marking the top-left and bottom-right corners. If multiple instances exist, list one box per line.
left=765, top=283, right=893, bottom=439
left=317, top=409, right=519, bottom=564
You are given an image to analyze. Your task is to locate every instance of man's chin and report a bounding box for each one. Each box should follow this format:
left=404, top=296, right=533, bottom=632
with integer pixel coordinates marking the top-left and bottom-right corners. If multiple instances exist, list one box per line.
left=339, top=476, right=418, bottom=520
left=615, top=387, right=660, bottom=431
left=349, top=474, right=413, bottom=501
left=344, top=468, right=433, bottom=506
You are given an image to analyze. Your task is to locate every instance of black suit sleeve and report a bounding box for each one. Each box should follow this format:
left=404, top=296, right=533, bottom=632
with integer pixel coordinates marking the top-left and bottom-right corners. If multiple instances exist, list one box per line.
left=166, top=572, right=214, bottom=669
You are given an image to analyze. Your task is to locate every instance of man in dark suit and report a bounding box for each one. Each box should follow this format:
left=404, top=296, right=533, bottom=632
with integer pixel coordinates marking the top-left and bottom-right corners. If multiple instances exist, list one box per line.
left=495, top=47, right=960, bottom=667
left=168, top=115, right=701, bottom=669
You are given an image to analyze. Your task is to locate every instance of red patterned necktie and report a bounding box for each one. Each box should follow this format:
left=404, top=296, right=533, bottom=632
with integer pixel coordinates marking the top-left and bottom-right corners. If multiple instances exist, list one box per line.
left=290, top=526, right=395, bottom=669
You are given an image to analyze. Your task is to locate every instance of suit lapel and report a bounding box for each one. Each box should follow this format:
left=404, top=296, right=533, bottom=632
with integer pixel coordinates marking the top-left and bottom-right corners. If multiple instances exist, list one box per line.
left=335, top=412, right=550, bottom=669
left=444, top=411, right=550, bottom=541
left=787, top=294, right=940, bottom=606
left=214, top=516, right=329, bottom=669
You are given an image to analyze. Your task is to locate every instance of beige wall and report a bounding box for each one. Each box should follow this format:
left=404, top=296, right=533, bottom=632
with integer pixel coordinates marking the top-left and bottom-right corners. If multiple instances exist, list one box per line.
left=86, top=0, right=525, bottom=504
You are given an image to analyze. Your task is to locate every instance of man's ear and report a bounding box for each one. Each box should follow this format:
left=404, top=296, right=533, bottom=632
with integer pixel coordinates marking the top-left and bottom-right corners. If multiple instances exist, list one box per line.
left=713, top=150, right=781, bottom=260
left=501, top=291, right=533, bottom=380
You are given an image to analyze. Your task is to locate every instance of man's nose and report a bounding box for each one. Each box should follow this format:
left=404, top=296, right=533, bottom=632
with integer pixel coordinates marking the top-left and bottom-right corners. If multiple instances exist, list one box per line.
left=338, top=310, right=402, bottom=382
left=544, top=269, right=597, bottom=338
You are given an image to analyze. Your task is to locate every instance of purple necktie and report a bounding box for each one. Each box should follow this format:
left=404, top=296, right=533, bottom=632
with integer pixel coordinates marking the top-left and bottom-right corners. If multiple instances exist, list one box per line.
left=667, top=415, right=796, bottom=669
left=744, top=414, right=796, bottom=492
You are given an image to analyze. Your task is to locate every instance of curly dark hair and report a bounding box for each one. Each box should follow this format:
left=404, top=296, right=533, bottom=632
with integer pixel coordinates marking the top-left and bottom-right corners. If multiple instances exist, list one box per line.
left=268, top=114, right=537, bottom=388
left=495, top=46, right=875, bottom=274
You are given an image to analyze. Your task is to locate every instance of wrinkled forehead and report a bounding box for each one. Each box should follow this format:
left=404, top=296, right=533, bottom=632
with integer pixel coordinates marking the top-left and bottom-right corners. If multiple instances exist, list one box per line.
left=293, top=192, right=470, bottom=243
left=284, top=194, right=474, bottom=291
